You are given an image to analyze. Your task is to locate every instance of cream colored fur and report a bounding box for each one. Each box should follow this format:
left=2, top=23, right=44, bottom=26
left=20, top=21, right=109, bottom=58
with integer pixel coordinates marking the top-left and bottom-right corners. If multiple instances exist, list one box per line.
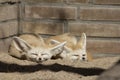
left=9, top=34, right=66, bottom=63
left=45, top=33, right=93, bottom=61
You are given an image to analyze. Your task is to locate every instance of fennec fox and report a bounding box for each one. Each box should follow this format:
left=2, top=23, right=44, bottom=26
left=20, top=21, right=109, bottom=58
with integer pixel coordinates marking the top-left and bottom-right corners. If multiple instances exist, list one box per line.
left=9, top=34, right=66, bottom=63
left=46, top=33, right=92, bottom=61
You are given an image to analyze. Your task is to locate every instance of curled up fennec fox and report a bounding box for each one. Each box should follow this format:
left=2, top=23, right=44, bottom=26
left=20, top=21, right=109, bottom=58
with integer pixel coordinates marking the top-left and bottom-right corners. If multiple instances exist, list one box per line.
left=46, top=33, right=92, bottom=61
left=9, top=34, right=66, bottom=63
left=9, top=33, right=92, bottom=63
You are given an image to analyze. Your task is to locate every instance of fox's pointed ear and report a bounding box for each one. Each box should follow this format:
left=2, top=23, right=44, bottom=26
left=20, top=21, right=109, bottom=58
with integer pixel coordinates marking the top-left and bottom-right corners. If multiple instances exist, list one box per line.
left=77, top=33, right=86, bottom=50
left=50, top=41, right=67, bottom=56
left=50, top=39, right=60, bottom=45
left=50, top=39, right=72, bottom=52
left=13, top=37, right=32, bottom=52
left=34, top=34, right=46, bottom=46
left=39, top=36, right=46, bottom=46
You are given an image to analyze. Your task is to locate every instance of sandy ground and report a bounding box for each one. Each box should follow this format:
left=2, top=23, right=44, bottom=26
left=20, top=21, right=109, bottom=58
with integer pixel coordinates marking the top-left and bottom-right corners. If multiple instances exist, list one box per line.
left=0, top=52, right=120, bottom=80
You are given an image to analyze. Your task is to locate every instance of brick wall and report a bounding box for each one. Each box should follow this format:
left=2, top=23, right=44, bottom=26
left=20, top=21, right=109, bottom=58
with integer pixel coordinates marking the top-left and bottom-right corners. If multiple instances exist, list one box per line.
left=0, top=0, right=19, bottom=52
left=0, top=0, right=120, bottom=57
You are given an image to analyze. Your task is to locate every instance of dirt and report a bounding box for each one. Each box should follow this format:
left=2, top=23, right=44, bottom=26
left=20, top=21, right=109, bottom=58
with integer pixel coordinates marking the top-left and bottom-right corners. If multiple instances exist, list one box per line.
left=0, top=52, right=119, bottom=80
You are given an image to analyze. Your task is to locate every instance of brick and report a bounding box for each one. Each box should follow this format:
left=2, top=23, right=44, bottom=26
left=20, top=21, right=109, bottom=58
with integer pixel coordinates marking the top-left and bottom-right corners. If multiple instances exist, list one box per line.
left=22, top=21, right=64, bottom=35
left=69, top=22, right=120, bottom=37
left=79, top=7, right=120, bottom=21
left=87, top=39, right=120, bottom=54
left=22, top=0, right=63, bottom=3
left=25, top=5, right=77, bottom=20
left=67, top=0, right=89, bottom=4
left=0, top=0, right=19, bottom=2
left=0, top=21, right=18, bottom=38
left=0, top=38, right=12, bottom=52
left=0, top=0, right=20, bottom=3
left=0, top=5, right=18, bottom=21
left=93, top=0, right=120, bottom=4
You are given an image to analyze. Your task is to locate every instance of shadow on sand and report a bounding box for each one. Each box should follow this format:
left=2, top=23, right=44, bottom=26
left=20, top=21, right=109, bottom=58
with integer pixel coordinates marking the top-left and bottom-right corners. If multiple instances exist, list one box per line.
left=0, top=61, right=105, bottom=76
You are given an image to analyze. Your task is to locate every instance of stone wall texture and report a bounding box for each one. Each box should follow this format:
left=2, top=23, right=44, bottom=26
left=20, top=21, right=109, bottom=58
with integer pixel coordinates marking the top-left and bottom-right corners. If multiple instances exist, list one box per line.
left=0, top=0, right=120, bottom=57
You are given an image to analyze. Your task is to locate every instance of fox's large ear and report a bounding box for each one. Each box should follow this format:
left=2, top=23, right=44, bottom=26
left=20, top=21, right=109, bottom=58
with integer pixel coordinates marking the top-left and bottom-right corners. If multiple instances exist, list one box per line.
left=13, top=37, right=32, bottom=52
left=49, top=39, right=60, bottom=45
left=34, top=34, right=46, bottom=46
left=77, top=33, right=86, bottom=50
left=50, top=39, right=72, bottom=52
left=50, top=41, right=67, bottom=56
left=38, top=36, right=46, bottom=46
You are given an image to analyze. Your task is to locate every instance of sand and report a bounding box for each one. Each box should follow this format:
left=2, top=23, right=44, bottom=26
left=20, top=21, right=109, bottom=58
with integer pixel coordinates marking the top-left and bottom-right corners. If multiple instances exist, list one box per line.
left=0, top=52, right=119, bottom=80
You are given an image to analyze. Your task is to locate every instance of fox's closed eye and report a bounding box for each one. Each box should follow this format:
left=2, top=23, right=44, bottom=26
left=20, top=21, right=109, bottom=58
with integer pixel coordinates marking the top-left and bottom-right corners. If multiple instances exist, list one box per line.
left=41, top=53, right=48, bottom=55
left=31, top=53, right=38, bottom=56
left=73, top=54, right=79, bottom=56
left=82, top=54, right=86, bottom=56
